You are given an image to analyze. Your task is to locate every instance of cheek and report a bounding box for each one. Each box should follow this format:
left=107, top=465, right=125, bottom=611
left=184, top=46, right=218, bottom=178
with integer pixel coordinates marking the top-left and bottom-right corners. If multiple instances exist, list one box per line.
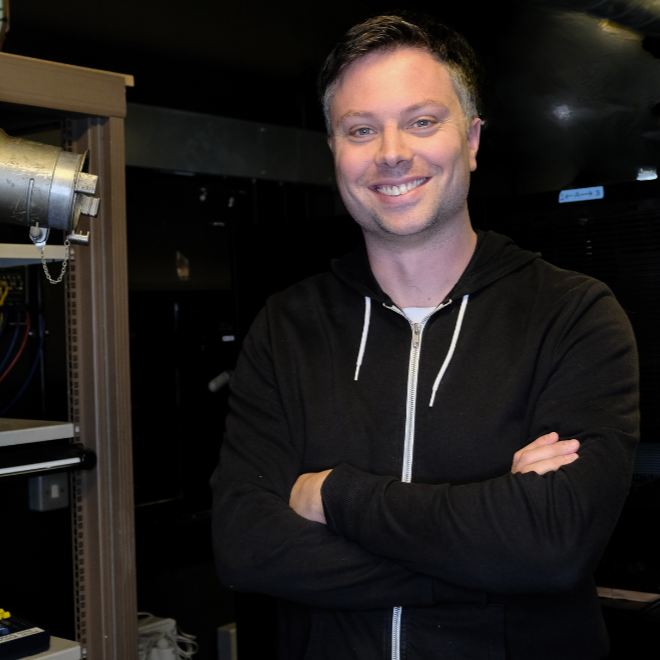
left=420, top=135, right=465, bottom=169
left=336, top=149, right=371, bottom=186
left=423, top=145, right=454, bottom=169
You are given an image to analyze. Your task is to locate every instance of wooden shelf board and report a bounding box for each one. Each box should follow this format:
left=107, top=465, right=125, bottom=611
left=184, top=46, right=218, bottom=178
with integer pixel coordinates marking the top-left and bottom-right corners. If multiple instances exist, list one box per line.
left=0, top=52, right=130, bottom=117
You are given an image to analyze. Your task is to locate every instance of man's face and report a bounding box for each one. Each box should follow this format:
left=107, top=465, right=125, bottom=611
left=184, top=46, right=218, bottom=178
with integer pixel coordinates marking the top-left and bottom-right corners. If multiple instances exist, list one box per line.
left=329, top=47, right=481, bottom=241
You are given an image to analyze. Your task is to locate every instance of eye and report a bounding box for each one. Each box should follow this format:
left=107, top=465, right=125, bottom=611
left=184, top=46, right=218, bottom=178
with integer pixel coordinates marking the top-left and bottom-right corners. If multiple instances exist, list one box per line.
left=413, top=119, right=432, bottom=128
left=351, top=127, right=373, bottom=137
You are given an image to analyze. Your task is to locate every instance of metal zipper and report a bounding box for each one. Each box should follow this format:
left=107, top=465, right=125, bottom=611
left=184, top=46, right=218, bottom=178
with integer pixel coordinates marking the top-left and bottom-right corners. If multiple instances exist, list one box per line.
left=384, top=300, right=451, bottom=660
left=392, top=606, right=402, bottom=660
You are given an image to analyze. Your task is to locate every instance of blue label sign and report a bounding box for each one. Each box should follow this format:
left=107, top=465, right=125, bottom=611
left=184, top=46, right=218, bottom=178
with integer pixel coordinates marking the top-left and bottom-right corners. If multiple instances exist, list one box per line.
left=559, top=186, right=604, bottom=203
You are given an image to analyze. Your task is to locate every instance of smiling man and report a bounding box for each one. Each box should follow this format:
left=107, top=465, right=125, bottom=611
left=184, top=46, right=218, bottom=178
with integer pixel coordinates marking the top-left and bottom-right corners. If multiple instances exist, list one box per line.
left=212, top=14, right=639, bottom=660
left=331, top=47, right=480, bottom=245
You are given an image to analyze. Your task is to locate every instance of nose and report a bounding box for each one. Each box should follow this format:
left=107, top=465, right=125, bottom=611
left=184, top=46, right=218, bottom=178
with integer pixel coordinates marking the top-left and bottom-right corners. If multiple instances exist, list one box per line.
left=377, top=125, right=413, bottom=169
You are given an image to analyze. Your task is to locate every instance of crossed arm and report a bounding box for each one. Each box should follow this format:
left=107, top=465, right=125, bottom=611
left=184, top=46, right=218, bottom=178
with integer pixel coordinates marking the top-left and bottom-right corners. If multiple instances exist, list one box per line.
left=213, top=284, right=638, bottom=606
left=290, top=432, right=581, bottom=524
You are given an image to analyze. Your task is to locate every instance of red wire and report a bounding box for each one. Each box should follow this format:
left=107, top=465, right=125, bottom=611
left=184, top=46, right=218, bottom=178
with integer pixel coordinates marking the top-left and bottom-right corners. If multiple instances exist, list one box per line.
left=0, top=311, right=31, bottom=384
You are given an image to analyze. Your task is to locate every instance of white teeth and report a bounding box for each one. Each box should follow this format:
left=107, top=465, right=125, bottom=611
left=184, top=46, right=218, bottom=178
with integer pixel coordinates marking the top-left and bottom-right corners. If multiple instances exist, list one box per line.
left=376, top=178, right=425, bottom=196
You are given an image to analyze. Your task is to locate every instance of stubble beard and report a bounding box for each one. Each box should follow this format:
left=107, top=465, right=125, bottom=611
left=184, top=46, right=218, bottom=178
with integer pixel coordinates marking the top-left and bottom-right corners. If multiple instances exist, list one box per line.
left=344, top=175, right=471, bottom=251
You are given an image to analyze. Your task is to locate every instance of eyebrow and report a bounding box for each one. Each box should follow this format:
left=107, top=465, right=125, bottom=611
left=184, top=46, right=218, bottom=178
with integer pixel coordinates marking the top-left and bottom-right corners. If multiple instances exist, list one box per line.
left=336, top=100, right=450, bottom=128
left=336, top=110, right=375, bottom=125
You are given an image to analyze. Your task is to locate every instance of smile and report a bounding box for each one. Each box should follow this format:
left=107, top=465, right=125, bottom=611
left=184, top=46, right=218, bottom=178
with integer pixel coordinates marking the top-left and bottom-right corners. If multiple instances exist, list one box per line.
left=374, top=178, right=428, bottom=196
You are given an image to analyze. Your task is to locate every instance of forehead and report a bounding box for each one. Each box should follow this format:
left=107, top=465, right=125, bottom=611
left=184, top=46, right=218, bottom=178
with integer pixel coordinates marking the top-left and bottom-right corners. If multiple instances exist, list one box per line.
left=331, top=47, right=460, bottom=123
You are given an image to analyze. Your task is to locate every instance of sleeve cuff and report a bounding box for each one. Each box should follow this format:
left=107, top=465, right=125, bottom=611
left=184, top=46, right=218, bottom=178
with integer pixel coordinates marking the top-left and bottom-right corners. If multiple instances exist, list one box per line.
left=321, top=463, right=397, bottom=540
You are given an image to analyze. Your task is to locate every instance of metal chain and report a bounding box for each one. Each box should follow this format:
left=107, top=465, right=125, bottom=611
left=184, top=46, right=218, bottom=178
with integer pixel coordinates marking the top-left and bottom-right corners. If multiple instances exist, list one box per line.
left=39, top=238, right=70, bottom=284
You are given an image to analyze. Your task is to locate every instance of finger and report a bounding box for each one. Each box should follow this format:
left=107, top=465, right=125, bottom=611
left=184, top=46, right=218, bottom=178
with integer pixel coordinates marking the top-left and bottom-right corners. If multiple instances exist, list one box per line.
left=512, top=438, right=579, bottom=473
left=512, top=432, right=558, bottom=465
left=520, top=439, right=580, bottom=464
left=520, top=452, right=579, bottom=476
left=513, top=433, right=559, bottom=462
left=526, top=432, right=560, bottom=449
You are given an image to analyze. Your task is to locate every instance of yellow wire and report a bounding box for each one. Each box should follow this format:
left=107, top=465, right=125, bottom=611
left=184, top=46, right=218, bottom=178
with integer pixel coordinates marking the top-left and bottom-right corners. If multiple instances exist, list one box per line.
left=0, top=281, right=10, bottom=327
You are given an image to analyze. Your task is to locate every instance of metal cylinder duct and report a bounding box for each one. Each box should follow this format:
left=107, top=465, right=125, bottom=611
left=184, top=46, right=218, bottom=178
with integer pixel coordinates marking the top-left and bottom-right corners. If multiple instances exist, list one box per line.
left=0, top=128, right=100, bottom=246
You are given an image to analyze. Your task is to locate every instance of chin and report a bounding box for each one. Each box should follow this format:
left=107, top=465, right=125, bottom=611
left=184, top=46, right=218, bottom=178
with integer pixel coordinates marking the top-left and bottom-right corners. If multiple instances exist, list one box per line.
left=359, top=216, right=439, bottom=243
left=374, top=209, right=443, bottom=236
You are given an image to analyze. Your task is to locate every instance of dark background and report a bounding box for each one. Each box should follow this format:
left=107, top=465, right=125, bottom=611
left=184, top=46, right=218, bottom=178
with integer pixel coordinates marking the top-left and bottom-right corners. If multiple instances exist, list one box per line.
left=2, top=0, right=660, bottom=658
left=4, top=0, right=660, bottom=196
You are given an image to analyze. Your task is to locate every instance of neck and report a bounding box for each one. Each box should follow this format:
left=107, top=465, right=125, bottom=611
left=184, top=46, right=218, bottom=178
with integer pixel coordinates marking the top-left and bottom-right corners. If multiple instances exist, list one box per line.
left=364, top=217, right=477, bottom=309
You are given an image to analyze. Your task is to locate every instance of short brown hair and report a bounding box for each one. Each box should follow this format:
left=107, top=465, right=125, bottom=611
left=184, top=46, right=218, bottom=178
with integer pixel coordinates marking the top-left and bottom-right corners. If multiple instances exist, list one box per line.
left=319, top=13, right=482, bottom=135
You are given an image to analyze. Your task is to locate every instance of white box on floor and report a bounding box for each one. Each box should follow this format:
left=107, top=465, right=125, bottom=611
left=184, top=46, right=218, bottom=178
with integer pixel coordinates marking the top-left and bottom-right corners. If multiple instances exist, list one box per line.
left=24, top=636, right=81, bottom=659
left=217, top=622, right=237, bottom=660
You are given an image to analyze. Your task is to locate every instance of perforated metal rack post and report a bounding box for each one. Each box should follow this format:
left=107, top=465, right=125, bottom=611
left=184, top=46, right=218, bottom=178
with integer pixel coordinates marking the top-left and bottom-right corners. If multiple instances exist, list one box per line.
left=0, top=52, right=137, bottom=660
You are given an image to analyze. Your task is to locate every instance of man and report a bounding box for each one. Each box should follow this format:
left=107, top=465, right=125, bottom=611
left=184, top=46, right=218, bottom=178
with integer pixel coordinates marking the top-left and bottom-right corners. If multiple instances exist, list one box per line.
left=212, top=14, right=639, bottom=660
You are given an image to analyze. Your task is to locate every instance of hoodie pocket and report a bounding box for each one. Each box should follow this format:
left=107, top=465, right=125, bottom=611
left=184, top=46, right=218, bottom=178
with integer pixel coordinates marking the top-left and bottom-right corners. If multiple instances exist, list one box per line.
left=403, top=603, right=506, bottom=660
left=302, top=608, right=390, bottom=660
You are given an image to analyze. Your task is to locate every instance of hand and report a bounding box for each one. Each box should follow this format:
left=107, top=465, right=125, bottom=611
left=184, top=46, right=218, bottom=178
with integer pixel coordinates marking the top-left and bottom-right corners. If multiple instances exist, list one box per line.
left=511, top=432, right=580, bottom=475
left=289, top=469, right=333, bottom=524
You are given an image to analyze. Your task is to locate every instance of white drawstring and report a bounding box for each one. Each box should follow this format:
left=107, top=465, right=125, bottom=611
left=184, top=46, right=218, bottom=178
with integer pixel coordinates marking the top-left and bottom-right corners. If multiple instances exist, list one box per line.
left=354, top=296, right=371, bottom=380
left=429, top=294, right=469, bottom=407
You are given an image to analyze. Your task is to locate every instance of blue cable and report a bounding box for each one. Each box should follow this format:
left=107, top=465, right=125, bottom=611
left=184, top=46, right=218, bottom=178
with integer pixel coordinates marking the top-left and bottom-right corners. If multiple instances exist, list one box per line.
left=0, top=309, right=21, bottom=375
left=0, top=313, right=45, bottom=417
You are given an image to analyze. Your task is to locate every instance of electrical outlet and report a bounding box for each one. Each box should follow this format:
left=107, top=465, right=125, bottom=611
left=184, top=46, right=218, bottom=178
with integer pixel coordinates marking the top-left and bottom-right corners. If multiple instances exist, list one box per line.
left=28, top=473, right=69, bottom=511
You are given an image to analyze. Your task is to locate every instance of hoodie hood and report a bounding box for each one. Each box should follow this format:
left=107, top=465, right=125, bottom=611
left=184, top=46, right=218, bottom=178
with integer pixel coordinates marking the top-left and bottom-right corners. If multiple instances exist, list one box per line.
left=331, top=230, right=539, bottom=306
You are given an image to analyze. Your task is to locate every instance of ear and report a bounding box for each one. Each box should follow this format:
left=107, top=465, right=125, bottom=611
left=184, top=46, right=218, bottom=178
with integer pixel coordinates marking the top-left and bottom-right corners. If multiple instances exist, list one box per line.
left=468, top=117, right=481, bottom=172
left=327, top=136, right=335, bottom=155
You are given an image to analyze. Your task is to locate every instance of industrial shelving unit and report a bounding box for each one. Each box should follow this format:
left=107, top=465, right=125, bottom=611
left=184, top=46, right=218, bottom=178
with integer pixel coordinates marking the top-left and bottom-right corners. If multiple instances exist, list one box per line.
left=0, top=52, right=137, bottom=660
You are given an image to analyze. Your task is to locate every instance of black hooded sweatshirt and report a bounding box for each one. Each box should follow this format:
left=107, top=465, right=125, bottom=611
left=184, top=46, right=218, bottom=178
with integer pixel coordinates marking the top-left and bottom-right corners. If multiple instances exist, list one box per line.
left=211, top=229, right=639, bottom=660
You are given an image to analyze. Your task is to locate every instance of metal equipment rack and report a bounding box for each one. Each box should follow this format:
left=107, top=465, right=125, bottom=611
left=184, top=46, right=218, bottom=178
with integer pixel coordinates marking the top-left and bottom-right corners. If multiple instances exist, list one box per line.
left=0, top=52, right=138, bottom=660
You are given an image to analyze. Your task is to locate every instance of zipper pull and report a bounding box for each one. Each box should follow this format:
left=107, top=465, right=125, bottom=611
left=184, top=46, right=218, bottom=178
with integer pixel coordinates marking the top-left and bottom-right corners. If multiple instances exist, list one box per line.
left=413, top=323, right=421, bottom=348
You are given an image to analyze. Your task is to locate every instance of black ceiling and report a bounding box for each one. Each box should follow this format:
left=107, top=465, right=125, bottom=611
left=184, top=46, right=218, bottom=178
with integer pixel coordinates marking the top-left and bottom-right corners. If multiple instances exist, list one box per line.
left=4, top=0, right=660, bottom=196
